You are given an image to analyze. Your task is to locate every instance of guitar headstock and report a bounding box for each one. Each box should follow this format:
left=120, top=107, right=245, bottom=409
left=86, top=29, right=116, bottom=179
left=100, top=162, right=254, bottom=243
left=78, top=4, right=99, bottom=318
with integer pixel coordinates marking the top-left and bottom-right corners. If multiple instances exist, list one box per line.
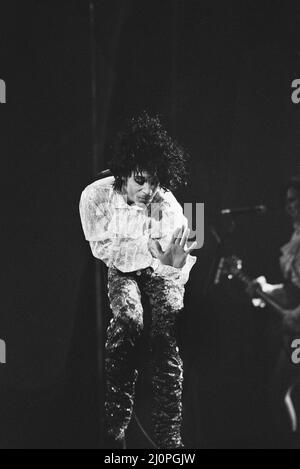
left=215, top=255, right=243, bottom=284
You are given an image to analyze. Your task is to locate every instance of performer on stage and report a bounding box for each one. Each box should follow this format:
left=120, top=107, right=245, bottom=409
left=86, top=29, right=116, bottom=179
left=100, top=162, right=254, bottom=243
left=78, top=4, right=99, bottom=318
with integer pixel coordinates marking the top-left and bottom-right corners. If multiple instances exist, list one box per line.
left=79, top=112, right=198, bottom=449
left=251, top=176, right=300, bottom=440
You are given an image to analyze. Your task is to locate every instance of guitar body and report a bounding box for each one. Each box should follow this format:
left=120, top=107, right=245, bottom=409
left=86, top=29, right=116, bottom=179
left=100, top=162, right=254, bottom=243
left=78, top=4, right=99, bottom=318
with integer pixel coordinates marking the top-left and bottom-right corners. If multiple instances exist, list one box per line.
left=218, top=256, right=300, bottom=341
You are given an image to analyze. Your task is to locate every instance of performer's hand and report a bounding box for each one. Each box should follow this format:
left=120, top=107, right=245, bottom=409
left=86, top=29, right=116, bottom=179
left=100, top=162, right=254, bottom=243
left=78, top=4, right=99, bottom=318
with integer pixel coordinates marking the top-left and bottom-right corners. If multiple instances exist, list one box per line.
left=149, top=226, right=197, bottom=269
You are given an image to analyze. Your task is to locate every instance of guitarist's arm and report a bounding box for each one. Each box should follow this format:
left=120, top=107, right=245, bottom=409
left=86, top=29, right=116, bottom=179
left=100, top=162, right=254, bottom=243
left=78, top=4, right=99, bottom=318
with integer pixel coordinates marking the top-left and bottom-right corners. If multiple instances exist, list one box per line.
left=247, top=276, right=300, bottom=332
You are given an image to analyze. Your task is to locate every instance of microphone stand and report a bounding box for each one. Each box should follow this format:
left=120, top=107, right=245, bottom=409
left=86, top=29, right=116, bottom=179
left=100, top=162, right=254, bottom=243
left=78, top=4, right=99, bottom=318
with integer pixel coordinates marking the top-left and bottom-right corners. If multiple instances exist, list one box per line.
left=203, top=217, right=237, bottom=296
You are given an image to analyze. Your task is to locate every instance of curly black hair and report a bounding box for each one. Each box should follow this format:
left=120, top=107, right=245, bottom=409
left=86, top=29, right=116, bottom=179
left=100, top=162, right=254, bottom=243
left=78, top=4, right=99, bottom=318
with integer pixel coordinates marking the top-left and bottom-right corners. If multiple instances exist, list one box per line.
left=108, top=112, right=189, bottom=193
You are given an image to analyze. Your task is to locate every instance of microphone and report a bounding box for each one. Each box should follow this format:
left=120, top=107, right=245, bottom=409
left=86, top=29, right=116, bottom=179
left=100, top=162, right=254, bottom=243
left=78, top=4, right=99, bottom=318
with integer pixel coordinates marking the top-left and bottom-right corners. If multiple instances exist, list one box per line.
left=220, top=205, right=267, bottom=216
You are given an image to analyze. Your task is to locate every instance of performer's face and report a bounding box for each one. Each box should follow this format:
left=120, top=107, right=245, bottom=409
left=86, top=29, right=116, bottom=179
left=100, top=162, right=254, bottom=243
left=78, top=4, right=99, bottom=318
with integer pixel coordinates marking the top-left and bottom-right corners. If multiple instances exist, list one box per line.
left=286, top=187, right=300, bottom=223
left=123, top=170, right=160, bottom=206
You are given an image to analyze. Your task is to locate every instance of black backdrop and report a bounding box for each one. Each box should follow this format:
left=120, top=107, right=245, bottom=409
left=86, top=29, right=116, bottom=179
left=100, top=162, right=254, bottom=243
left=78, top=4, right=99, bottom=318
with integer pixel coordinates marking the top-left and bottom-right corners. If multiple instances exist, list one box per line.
left=1, top=0, right=300, bottom=448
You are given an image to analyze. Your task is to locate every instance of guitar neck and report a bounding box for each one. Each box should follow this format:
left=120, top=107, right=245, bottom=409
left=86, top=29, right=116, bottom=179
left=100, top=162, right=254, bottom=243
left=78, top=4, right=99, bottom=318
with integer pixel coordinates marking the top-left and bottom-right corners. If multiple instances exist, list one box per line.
left=233, top=270, right=286, bottom=317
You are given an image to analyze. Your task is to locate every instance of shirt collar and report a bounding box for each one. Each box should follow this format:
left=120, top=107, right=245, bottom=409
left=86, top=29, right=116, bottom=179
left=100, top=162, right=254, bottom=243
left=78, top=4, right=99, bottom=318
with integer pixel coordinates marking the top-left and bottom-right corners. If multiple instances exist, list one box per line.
left=113, top=191, right=146, bottom=211
left=112, top=187, right=169, bottom=211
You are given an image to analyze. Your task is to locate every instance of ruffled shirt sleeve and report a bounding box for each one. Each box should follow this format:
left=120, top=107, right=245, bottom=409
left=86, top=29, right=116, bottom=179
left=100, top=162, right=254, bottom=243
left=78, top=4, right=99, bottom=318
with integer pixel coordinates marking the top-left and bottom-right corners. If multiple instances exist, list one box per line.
left=79, top=182, right=155, bottom=272
left=150, top=255, right=197, bottom=286
left=79, top=184, right=115, bottom=267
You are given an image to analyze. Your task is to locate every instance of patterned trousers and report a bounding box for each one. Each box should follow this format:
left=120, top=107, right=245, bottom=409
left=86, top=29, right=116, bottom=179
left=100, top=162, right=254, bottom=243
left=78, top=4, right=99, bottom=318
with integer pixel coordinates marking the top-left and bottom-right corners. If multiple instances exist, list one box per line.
left=105, top=265, right=185, bottom=449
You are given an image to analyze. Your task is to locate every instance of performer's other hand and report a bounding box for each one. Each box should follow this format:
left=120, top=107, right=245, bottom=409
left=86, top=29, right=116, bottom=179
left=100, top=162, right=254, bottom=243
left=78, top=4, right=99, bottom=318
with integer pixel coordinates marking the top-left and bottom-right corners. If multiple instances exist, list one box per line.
left=150, top=226, right=197, bottom=269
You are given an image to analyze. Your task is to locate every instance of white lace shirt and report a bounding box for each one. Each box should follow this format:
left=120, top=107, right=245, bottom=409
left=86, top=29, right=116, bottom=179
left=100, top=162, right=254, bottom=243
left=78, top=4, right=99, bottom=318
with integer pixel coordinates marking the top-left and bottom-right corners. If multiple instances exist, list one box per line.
left=79, top=176, right=197, bottom=285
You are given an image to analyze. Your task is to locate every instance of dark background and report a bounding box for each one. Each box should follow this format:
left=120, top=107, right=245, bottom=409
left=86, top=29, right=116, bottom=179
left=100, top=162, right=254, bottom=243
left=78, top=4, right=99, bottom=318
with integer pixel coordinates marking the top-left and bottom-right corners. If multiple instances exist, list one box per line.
left=1, top=0, right=300, bottom=448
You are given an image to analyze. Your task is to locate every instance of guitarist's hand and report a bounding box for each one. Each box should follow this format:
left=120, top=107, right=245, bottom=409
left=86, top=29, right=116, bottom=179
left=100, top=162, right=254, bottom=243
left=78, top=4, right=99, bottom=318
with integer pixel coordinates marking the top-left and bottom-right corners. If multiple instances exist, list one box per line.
left=247, top=276, right=268, bottom=308
left=248, top=276, right=286, bottom=309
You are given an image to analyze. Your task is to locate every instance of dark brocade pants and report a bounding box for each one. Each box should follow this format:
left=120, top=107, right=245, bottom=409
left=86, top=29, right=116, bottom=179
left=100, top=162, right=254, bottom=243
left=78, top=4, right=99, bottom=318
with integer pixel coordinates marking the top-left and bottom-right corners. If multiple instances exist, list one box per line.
left=105, top=265, right=185, bottom=449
